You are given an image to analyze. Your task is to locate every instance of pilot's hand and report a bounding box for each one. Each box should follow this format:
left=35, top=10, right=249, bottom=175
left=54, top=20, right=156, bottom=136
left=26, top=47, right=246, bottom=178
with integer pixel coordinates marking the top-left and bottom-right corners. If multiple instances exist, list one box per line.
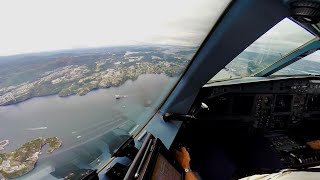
left=175, top=147, right=191, bottom=169
left=307, top=140, right=320, bottom=150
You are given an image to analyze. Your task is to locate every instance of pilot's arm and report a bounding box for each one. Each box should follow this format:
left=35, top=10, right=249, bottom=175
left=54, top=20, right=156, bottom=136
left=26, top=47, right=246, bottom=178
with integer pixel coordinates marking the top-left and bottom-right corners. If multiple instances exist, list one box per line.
left=307, top=140, right=320, bottom=150
left=175, top=147, right=198, bottom=180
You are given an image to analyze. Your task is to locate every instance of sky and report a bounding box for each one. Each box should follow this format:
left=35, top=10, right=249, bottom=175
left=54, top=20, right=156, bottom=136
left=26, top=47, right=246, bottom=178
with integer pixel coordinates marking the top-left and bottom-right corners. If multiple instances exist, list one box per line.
left=301, top=50, right=320, bottom=62
left=243, top=18, right=320, bottom=63
left=245, top=18, right=315, bottom=55
left=0, top=0, right=230, bottom=56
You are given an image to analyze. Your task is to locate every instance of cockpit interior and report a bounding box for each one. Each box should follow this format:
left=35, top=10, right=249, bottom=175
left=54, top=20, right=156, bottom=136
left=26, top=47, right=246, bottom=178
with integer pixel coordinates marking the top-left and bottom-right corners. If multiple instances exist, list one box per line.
left=175, top=76, right=320, bottom=179
left=163, top=0, right=320, bottom=179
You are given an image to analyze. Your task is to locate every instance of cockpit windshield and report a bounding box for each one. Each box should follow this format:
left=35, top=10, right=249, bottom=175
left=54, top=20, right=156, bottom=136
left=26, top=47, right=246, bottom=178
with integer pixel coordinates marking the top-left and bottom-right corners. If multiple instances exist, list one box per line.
left=208, top=18, right=316, bottom=83
left=0, top=0, right=231, bottom=179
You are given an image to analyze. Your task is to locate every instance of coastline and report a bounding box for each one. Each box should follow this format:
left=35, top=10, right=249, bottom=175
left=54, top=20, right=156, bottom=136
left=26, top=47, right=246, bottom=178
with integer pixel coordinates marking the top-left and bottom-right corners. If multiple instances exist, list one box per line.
left=0, top=72, right=178, bottom=107
left=0, top=79, right=126, bottom=106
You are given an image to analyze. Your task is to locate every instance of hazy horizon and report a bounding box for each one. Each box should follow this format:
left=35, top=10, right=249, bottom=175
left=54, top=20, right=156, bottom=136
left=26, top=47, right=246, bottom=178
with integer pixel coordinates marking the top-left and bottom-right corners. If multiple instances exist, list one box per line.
left=0, top=43, right=198, bottom=59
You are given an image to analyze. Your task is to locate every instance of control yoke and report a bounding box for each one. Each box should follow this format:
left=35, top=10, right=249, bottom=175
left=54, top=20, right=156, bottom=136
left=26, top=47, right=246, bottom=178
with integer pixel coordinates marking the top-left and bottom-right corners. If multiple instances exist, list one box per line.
left=163, top=102, right=209, bottom=122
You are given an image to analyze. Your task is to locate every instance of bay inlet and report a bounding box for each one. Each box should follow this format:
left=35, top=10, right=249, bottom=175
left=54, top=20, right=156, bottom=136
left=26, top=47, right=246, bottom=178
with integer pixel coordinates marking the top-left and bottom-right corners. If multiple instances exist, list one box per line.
left=0, top=74, right=177, bottom=179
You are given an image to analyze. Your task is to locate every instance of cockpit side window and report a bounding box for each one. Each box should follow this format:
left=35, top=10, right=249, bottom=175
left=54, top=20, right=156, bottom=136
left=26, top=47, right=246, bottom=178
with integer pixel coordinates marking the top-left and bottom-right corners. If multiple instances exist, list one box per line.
left=273, top=50, right=320, bottom=76
left=208, top=18, right=315, bottom=83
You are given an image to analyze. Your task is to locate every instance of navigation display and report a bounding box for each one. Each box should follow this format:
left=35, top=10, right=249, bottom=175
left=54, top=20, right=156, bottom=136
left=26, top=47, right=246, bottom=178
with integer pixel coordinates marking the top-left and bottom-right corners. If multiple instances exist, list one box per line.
left=151, top=154, right=181, bottom=180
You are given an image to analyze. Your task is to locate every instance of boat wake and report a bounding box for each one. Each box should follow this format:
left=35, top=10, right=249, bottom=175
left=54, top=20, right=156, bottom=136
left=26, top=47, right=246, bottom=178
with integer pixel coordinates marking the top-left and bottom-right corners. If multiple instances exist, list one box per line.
left=26, top=127, right=48, bottom=130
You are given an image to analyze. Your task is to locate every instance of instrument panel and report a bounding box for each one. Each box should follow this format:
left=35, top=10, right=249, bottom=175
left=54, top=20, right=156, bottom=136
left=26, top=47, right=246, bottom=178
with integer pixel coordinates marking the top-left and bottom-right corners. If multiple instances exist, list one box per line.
left=202, top=77, right=320, bottom=131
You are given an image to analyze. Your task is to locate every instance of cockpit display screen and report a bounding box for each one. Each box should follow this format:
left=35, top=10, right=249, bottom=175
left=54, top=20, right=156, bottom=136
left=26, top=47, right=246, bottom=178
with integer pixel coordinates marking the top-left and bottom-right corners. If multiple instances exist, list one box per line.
left=151, top=153, right=181, bottom=180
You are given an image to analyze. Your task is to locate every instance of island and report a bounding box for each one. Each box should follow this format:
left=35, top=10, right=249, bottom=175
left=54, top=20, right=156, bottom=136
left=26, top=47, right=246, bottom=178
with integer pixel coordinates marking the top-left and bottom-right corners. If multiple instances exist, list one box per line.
left=0, top=46, right=196, bottom=106
left=0, top=137, right=62, bottom=179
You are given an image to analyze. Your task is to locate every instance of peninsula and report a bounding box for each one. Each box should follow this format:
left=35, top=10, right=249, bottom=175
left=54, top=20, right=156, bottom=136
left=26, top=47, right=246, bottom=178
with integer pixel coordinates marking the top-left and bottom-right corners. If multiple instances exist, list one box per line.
left=0, top=137, right=62, bottom=179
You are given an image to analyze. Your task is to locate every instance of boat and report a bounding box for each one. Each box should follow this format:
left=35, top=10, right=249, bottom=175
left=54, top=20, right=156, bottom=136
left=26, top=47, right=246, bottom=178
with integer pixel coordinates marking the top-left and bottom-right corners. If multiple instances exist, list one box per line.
left=115, top=95, right=128, bottom=100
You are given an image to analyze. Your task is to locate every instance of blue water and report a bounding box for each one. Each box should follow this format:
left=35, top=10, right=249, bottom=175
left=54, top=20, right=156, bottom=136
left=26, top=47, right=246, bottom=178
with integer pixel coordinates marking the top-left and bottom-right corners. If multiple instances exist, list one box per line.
left=0, top=74, right=177, bottom=179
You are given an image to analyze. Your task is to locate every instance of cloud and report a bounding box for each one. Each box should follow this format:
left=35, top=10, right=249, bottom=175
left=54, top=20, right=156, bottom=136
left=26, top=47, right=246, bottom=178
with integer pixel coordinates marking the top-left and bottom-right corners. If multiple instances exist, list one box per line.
left=0, top=0, right=230, bottom=56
